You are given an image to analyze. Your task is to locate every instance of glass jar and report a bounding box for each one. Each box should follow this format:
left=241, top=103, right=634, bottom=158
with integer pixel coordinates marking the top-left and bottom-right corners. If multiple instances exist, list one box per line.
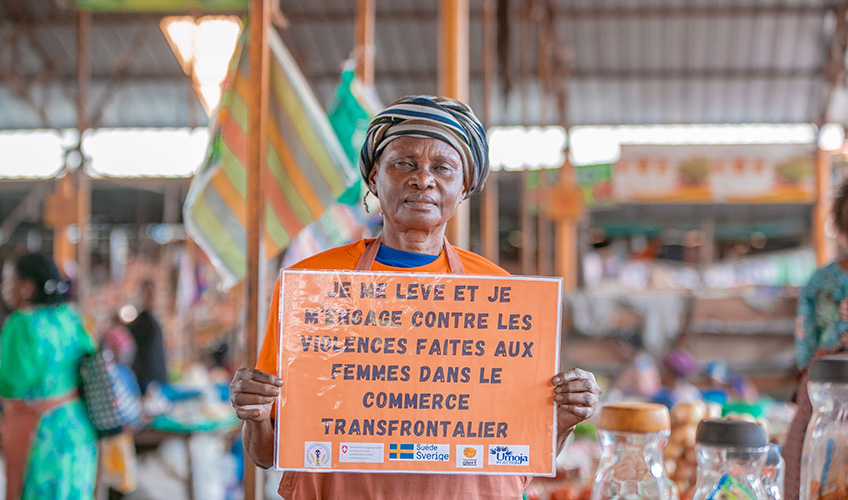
left=800, top=355, right=848, bottom=500
left=691, top=419, right=768, bottom=500
left=762, top=444, right=784, bottom=500
left=591, top=402, right=674, bottom=500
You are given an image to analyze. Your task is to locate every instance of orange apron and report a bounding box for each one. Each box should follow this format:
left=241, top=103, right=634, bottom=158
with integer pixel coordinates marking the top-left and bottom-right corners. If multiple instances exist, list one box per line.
left=1, top=390, right=78, bottom=500
left=280, top=235, right=469, bottom=499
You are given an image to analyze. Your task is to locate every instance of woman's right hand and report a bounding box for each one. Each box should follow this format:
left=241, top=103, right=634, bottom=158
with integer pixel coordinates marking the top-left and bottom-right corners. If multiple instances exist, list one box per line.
left=230, top=368, right=283, bottom=422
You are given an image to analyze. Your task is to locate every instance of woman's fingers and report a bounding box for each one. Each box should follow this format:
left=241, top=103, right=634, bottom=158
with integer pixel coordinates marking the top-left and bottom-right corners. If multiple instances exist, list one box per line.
left=231, top=391, right=275, bottom=407
left=231, top=368, right=282, bottom=387
left=554, top=390, right=599, bottom=407
left=232, top=377, right=281, bottom=397
left=558, top=404, right=595, bottom=421
left=551, top=367, right=600, bottom=432
left=230, top=368, right=283, bottom=414
left=235, top=404, right=272, bottom=422
left=552, top=368, right=600, bottom=395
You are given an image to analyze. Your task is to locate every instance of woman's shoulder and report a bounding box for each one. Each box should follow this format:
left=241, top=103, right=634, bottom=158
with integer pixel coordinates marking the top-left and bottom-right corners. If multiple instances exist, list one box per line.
left=808, top=261, right=847, bottom=283
left=287, top=239, right=372, bottom=271
left=2, top=309, right=28, bottom=329
left=453, top=247, right=510, bottom=276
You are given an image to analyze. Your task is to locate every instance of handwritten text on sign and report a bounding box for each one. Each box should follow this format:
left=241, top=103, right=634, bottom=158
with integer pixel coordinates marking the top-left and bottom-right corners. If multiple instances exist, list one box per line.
left=274, top=271, right=562, bottom=475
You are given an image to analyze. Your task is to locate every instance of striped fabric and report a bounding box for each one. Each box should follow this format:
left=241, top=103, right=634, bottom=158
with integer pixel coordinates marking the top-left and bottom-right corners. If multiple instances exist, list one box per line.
left=184, top=27, right=358, bottom=288
left=281, top=67, right=383, bottom=268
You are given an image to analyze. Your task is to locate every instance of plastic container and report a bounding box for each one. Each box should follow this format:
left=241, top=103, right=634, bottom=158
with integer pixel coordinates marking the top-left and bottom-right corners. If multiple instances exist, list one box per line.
left=691, top=419, right=768, bottom=500
left=800, top=355, right=848, bottom=500
left=591, top=402, right=675, bottom=500
left=762, top=444, right=784, bottom=500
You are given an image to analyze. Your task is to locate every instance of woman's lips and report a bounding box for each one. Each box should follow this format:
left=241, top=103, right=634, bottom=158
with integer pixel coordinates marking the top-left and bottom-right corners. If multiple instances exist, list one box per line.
left=404, top=195, right=436, bottom=207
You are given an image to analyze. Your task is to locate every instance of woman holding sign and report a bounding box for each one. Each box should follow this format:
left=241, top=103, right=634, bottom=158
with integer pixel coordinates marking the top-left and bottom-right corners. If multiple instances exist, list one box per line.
left=230, top=95, right=600, bottom=499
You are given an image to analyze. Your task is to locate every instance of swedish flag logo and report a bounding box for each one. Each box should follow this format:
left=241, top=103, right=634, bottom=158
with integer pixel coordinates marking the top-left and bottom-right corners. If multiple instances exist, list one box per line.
left=388, top=443, right=414, bottom=460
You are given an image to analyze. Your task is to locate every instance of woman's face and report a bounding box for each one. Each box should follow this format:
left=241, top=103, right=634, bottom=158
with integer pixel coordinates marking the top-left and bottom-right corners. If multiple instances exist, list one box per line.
left=368, top=136, right=466, bottom=234
left=1, top=264, right=30, bottom=311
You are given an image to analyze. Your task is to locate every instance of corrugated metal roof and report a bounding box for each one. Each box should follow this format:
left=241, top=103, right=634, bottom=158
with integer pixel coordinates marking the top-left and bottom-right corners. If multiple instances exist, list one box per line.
left=1, top=0, right=846, bottom=129
left=0, top=4, right=207, bottom=129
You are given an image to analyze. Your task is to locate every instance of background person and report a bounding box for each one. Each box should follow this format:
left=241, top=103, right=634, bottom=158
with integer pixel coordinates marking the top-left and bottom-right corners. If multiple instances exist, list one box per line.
left=127, top=279, right=168, bottom=394
left=230, top=95, right=600, bottom=499
left=0, top=252, right=98, bottom=500
left=784, top=177, right=848, bottom=499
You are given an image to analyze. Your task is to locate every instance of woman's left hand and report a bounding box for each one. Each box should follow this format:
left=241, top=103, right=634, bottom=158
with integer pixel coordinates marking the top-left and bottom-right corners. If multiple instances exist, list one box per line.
left=552, top=368, right=600, bottom=439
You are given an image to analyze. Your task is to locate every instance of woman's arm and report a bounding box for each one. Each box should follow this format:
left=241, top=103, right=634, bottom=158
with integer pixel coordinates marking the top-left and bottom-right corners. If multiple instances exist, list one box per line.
left=0, top=313, right=38, bottom=398
left=796, top=279, right=820, bottom=368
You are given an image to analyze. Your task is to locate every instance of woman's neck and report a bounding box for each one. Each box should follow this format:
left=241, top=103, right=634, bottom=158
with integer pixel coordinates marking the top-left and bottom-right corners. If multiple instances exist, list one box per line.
left=380, top=225, right=445, bottom=255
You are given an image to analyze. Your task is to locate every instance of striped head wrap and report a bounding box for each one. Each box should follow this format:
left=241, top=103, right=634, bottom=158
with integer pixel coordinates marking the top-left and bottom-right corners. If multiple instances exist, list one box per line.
left=360, top=95, right=489, bottom=199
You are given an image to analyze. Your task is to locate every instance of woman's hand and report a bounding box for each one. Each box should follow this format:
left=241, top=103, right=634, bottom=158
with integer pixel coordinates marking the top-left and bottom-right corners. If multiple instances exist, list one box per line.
left=230, top=368, right=283, bottom=422
left=552, top=368, right=600, bottom=451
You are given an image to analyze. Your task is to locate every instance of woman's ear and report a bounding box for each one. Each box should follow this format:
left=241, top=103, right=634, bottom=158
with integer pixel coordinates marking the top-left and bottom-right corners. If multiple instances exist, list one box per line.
left=367, top=167, right=379, bottom=197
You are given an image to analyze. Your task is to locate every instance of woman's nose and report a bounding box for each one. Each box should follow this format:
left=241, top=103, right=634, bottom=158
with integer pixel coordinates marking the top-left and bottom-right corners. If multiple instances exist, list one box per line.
left=409, top=168, right=435, bottom=188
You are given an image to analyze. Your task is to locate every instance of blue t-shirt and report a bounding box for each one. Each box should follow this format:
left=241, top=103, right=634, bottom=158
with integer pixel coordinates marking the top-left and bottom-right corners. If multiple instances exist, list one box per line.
left=375, top=245, right=439, bottom=268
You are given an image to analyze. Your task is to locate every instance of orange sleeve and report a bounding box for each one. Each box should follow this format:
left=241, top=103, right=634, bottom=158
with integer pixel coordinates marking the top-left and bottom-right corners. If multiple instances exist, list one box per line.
left=256, top=277, right=281, bottom=376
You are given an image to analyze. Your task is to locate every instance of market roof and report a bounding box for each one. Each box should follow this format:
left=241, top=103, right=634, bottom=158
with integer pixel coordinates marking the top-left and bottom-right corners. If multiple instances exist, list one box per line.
left=2, top=0, right=847, bottom=131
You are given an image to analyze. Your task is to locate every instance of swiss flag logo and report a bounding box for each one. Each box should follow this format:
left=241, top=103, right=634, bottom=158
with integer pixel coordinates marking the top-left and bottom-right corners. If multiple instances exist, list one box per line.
left=341, top=445, right=348, bottom=454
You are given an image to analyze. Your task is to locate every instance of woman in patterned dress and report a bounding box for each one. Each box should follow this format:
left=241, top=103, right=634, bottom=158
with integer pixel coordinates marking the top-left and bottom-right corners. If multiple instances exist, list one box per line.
left=0, top=253, right=98, bottom=500
left=784, top=178, right=848, bottom=500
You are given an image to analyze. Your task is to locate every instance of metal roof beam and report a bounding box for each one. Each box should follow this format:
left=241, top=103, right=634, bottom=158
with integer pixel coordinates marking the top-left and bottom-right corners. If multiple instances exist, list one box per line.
left=303, top=67, right=818, bottom=82
left=86, top=15, right=157, bottom=128
left=566, top=68, right=819, bottom=80
left=282, top=4, right=830, bottom=24
left=14, top=73, right=189, bottom=84
left=0, top=11, right=243, bottom=27
left=554, top=5, right=832, bottom=19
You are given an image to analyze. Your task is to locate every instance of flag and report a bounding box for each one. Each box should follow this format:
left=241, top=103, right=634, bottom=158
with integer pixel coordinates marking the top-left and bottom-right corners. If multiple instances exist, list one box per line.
left=281, top=64, right=384, bottom=267
left=184, top=27, right=358, bottom=288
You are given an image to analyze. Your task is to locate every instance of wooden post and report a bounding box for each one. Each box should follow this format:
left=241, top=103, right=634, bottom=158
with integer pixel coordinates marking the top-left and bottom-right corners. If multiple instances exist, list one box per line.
left=76, top=11, right=91, bottom=304
left=521, top=170, right=535, bottom=275
left=355, top=0, right=375, bottom=87
left=480, top=0, right=499, bottom=264
left=244, top=1, right=270, bottom=498
left=52, top=175, right=76, bottom=275
left=814, top=148, right=836, bottom=266
left=439, top=0, right=470, bottom=249
left=519, top=0, right=535, bottom=275
left=554, top=161, right=580, bottom=291
left=537, top=171, right=552, bottom=276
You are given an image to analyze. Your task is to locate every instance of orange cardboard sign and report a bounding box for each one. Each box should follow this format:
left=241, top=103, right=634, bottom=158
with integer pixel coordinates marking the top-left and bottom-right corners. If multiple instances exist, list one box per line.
left=274, top=270, right=562, bottom=475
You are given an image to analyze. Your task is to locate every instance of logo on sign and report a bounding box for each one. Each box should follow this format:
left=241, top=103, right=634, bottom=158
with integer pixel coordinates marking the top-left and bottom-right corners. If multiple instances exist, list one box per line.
left=389, top=444, right=450, bottom=461
left=341, top=445, right=348, bottom=454
left=304, top=442, right=331, bottom=468
left=456, top=445, right=483, bottom=468
left=488, top=445, right=530, bottom=466
left=389, top=443, right=414, bottom=460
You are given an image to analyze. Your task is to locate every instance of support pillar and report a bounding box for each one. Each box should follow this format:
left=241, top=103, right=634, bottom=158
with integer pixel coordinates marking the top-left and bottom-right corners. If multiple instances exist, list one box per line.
left=75, top=11, right=91, bottom=304
left=439, top=0, right=470, bottom=249
left=814, top=148, right=836, bottom=266
left=244, top=1, right=271, bottom=498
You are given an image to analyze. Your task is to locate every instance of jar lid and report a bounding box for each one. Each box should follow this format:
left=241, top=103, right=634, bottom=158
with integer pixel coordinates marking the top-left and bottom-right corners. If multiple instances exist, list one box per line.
left=766, top=444, right=781, bottom=466
left=809, top=355, right=848, bottom=384
left=696, top=419, right=767, bottom=448
left=598, top=403, right=670, bottom=433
